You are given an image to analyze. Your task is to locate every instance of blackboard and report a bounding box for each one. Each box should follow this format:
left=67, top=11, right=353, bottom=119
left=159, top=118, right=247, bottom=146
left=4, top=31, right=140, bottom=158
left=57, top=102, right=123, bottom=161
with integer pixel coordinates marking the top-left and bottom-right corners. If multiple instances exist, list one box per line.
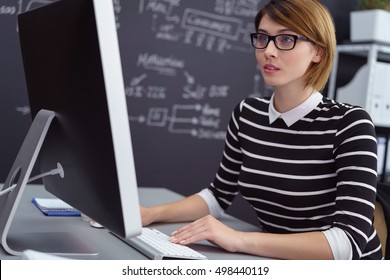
left=117, top=0, right=270, bottom=195
left=0, top=0, right=360, bottom=224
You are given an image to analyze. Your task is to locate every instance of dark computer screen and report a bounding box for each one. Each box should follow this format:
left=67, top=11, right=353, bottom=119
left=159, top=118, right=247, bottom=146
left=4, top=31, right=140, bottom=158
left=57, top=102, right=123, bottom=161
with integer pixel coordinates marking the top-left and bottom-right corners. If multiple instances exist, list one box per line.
left=0, top=0, right=141, bottom=255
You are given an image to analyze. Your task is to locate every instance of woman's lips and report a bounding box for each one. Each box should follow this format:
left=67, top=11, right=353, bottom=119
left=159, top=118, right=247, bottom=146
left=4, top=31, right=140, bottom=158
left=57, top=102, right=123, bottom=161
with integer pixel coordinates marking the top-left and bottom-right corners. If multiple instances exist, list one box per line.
left=263, top=64, right=280, bottom=74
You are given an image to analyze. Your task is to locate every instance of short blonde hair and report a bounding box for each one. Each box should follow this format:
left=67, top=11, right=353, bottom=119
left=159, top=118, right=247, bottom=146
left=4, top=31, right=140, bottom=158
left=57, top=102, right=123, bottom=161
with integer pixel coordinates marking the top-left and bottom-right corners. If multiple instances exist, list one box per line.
left=255, top=0, right=336, bottom=91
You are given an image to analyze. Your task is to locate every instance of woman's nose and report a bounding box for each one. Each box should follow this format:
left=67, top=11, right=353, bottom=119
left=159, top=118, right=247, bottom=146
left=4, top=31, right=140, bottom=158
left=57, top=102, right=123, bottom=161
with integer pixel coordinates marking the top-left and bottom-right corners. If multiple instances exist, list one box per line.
left=263, top=40, right=278, bottom=58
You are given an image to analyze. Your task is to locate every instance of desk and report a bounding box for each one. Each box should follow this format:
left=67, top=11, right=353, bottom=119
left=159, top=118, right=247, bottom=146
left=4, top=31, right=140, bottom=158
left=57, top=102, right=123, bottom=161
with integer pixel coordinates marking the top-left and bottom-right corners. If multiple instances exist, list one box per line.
left=0, top=184, right=268, bottom=260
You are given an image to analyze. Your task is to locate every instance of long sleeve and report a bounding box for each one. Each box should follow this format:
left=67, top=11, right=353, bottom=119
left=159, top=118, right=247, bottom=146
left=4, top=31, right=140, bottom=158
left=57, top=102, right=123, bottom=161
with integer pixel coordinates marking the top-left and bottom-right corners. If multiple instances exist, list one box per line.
left=332, top=107, right=379, bottom=259
left=208, top=100, right=244, bottom=210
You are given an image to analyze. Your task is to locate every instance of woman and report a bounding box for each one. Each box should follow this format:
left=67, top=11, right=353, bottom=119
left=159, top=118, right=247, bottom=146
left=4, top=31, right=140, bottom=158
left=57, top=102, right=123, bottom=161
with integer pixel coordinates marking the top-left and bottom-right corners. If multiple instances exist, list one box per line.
left=141, top=0, right=382, bottom=260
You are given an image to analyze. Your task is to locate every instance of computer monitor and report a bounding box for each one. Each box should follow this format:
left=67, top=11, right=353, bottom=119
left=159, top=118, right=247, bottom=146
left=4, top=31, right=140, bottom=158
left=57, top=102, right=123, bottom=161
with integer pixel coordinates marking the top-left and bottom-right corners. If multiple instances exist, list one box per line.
left=0, top=0, right=142, bottom=256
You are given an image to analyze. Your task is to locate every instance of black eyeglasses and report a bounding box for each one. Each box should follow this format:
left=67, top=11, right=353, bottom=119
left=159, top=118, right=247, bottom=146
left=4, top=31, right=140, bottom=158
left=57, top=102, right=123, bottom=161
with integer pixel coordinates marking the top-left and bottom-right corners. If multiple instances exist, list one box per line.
left=250, top=33, right=309, bottom=50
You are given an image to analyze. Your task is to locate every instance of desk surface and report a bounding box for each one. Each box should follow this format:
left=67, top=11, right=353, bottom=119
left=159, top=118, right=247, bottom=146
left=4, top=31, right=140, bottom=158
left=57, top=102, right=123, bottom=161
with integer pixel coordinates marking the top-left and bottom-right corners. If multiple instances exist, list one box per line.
left=0, top=184, right=267, bottom=260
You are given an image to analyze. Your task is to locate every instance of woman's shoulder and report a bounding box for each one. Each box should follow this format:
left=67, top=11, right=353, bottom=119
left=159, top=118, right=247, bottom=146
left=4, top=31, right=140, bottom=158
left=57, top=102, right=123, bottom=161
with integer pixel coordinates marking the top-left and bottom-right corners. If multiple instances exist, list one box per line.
left=319, top=96, right=373, bottom=121
left=235, top=96, right=271, bottom=111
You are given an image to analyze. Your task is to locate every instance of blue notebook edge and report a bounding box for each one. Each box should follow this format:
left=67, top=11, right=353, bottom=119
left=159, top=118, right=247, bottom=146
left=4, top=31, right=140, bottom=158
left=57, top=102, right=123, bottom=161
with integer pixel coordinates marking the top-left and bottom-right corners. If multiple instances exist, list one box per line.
left=32, top=198, right=81, bottom=217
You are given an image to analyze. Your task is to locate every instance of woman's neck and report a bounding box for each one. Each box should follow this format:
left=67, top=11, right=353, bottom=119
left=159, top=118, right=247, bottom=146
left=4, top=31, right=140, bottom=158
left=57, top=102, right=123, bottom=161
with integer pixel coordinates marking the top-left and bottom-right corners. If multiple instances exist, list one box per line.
left=273, top=86, right=316, bottom=113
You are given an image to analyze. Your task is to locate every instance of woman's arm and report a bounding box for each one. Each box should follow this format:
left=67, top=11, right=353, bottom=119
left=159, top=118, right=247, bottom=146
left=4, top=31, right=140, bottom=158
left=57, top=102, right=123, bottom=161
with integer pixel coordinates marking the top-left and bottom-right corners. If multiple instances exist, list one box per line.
left=170, top=215, right=334, bottom=260
left=141, top=194, right=210, bottom=226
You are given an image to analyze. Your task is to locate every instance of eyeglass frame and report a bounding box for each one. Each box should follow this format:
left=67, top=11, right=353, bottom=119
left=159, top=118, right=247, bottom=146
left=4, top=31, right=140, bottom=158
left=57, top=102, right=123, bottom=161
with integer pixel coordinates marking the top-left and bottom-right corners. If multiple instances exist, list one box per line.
left=250, top=32, right=310, bottom=51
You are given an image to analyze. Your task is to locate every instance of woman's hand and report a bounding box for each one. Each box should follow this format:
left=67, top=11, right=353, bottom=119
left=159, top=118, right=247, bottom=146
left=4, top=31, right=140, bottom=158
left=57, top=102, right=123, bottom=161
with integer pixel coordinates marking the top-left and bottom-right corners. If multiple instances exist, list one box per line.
left=169, top=215, right=243, bottom=253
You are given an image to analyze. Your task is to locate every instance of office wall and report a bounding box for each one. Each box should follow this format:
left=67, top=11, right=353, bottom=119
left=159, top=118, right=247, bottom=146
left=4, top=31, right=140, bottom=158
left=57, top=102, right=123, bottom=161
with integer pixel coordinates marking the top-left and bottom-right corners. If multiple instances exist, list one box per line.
left=0, top=0, right=360, bottom=224
left=118, top=0, right=269, bottom=193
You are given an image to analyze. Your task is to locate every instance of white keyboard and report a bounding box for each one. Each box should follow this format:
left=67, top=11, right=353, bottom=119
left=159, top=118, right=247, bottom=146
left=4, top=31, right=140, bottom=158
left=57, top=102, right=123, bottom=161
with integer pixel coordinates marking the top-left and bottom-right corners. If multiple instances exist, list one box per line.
left=123, top=228, right=207, bottom=260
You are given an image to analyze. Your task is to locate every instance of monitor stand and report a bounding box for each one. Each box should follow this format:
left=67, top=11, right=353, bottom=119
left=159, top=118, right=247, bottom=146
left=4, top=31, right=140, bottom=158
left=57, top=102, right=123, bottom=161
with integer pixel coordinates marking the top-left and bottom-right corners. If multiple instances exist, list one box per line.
left=0, top=109, right=98, bottom=257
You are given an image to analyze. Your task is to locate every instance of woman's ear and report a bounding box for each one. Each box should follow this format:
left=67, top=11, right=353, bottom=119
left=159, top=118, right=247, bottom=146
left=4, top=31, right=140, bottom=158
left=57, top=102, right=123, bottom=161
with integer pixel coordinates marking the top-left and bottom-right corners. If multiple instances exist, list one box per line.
left=312, top=46, right=323, bottom=63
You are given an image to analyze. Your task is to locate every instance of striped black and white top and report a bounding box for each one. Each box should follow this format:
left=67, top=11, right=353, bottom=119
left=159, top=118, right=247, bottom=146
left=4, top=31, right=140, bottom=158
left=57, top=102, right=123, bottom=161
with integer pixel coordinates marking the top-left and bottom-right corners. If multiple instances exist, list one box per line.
left=206, top=92, right=382, bottom=260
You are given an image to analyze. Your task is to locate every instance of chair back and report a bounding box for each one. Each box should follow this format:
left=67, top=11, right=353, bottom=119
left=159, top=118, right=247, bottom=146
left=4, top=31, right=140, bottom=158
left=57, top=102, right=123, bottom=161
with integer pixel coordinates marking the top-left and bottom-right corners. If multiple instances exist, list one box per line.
left=375, top=182, right=390, bottom=259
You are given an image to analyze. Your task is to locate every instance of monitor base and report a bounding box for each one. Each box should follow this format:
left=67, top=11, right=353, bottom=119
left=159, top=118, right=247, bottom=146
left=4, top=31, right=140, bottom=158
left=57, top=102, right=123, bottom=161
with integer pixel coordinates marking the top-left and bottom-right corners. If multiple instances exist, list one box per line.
left=0, top=110, right=98, bottom=257
left=8, top=232, right=99, bottom=257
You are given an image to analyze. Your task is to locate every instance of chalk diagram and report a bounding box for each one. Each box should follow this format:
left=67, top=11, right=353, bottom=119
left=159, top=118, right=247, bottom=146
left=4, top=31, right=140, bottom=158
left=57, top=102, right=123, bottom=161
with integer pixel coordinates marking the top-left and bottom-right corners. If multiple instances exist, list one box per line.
left=126, top=71, right=226, bottom=140
left=125, top=0, right=271, bottom=140
left=129, top=102, right=226, bottom=141
left=139, top=0, right=263, bottom=54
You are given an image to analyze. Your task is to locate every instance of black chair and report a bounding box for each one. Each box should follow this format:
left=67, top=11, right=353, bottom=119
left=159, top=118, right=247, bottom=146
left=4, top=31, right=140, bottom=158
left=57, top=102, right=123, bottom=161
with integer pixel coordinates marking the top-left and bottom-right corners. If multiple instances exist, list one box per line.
left=374, top=182, right=390, bottom=259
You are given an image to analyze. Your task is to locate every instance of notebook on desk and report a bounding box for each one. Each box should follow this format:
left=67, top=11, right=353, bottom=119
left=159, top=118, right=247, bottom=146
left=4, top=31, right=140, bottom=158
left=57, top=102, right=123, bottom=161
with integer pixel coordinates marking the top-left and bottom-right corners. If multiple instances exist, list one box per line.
left=32, top=198, right=81, bottom=216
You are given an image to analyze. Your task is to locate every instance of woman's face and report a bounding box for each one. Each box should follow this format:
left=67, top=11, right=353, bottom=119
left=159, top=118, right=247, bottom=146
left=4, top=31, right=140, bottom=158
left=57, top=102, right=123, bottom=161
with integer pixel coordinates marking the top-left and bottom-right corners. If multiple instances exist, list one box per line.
left=255, top=14, right=321, bottom=91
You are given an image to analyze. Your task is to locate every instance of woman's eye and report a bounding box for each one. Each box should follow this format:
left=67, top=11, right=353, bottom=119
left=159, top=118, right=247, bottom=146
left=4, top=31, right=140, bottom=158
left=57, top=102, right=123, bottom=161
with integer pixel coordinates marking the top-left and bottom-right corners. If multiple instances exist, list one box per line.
left=259, top=34, right=268, bottom=43
left=280, top=36, right=294, bottom=43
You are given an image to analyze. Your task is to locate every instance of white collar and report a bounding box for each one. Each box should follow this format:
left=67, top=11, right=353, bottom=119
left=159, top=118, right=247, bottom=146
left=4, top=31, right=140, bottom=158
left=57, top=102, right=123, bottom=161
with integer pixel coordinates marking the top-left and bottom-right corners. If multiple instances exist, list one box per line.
left=268, top=91, right=323, bottom=127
